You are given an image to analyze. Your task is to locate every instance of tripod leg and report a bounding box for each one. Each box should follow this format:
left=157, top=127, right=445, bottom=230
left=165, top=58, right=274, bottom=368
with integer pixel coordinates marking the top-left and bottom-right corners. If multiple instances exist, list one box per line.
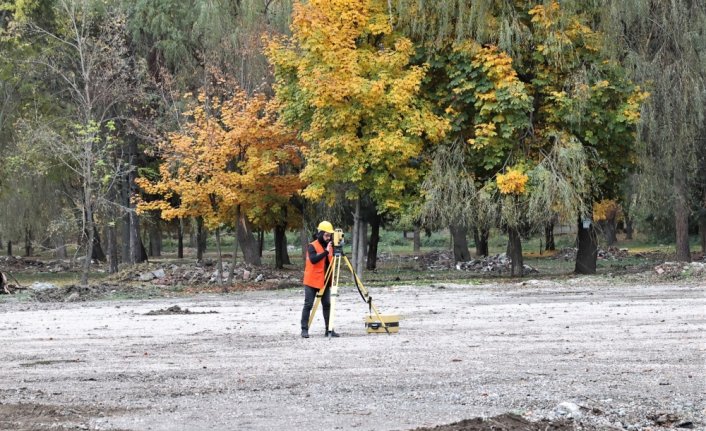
left=307, top=258, right=335, bottom=329
left=327, top=255, right=342, bottom=335
left=342, top=255, right=391, bottom=334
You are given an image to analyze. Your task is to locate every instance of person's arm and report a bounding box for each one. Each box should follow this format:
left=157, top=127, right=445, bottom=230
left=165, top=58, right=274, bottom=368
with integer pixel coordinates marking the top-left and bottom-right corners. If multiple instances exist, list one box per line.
left=308, top=244, right=329, bottom=264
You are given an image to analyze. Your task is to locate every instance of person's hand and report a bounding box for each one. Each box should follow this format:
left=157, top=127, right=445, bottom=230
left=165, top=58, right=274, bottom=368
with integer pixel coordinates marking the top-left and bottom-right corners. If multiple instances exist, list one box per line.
left=326, top=242, right=333, bottom=255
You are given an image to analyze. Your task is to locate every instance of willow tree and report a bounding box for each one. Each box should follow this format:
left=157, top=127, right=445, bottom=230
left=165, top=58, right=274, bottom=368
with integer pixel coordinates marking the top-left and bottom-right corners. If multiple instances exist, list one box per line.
left=420, top=141, right=497, bottom=260
left=127, top=0, right=293, bottom=92
left=600, top=0, right=706, bottom=262
left=267, top=0, right=448, bottom=275
left=399, top=0, right=645, bottom=274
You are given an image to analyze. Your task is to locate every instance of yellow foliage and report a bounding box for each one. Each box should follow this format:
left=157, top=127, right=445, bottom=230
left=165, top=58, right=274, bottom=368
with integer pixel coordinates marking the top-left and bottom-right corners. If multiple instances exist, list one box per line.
left=593, top=199, right=621, bottom=222
left=496, top=169, right=529, bottom=195
left=623, top=88, right=650, bottom=123
left=267, top=0, right=448, bottom=211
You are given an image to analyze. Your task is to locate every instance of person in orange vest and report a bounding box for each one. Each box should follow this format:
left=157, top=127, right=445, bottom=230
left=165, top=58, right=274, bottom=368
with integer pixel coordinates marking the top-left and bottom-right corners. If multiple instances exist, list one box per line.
left=300, top=221, right=340, bottom=338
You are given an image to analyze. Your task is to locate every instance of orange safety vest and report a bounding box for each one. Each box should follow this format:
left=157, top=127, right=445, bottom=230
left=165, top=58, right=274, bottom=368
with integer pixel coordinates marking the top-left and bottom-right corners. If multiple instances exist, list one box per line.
left=303, top=240, right=331, bottom=289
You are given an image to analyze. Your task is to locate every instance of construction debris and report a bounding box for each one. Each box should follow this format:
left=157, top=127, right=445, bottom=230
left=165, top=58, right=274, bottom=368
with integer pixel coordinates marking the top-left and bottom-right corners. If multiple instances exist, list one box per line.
left=553, top=247, right=630, bottom=261
left=654, top=262, right=706, bottom=278
left=455, top=254, right=539, bottom=275
left=112, top=261, right=301, bottom=289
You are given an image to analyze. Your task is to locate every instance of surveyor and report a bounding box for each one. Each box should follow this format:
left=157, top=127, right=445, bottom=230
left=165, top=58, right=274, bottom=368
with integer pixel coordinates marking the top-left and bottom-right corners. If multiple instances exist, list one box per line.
left=300, top=221, right=339, bottom=338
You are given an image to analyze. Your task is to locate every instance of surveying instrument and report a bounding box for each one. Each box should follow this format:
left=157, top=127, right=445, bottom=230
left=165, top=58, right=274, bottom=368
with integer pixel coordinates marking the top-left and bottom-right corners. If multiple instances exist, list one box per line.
left=308, top=228, right=399, bottom=337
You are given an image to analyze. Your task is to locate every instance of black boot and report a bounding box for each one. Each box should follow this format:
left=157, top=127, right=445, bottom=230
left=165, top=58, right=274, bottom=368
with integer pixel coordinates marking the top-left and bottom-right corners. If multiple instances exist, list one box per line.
left=301, top=329, right=309, bottom=338
left=325, top=330, right=340, bottom=338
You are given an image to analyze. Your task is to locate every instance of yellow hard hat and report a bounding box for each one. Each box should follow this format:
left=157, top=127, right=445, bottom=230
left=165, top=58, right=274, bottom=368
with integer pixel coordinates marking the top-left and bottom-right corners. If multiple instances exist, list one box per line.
left=317, top=221, right=334, bottom=233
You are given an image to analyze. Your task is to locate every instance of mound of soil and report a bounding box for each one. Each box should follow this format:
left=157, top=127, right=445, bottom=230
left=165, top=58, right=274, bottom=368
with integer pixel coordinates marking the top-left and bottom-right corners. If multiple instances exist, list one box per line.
left=144, top=305, right=218, bottom=315
left=411, top=414, right=591, bottom=431
left=0, top=402, right=128, bottom=431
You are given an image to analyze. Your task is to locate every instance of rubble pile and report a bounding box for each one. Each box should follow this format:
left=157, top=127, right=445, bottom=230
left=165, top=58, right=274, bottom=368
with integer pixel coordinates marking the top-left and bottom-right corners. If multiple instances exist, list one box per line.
left=598, top=247, right=630, bottom=259
left=112, top=261, right=301, bottom=289
left=553, top=247, right=631, bottom=261
left=380, top=251, right=539, bottom=274
left=654, top=261, right=706, bottom=278
left=552, top=248, right=577, bottom=261
left=455, top=254, right=539, bottom=275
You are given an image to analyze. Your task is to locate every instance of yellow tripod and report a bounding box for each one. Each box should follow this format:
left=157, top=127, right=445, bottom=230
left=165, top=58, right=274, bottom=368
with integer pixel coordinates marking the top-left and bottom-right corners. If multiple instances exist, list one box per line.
left=307, top=243, right=392, bottom=337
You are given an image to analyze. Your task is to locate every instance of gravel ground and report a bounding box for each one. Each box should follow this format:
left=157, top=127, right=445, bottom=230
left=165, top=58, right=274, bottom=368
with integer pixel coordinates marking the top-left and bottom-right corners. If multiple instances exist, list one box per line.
left=0, top=278, right=704, bottom=430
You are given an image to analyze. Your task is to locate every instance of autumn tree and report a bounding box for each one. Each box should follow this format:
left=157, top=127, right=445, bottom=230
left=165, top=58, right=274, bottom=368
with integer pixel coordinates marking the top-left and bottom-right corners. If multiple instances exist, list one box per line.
left=267, top=0, right=448, bottom=275
left=402, top=1, right=645, bottom=274
left=137, top=88, right=305, bottom=270
left=125, top=0, right=297, bottom=264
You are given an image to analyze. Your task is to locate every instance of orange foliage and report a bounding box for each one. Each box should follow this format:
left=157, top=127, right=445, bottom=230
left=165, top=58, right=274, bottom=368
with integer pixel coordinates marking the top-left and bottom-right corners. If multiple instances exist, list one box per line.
left=136, top=89, right=305, bottom=229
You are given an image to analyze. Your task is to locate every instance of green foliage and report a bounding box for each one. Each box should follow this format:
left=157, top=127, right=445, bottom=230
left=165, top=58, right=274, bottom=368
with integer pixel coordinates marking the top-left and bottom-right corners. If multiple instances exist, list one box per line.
left=416, top=1, right=645, bottom=238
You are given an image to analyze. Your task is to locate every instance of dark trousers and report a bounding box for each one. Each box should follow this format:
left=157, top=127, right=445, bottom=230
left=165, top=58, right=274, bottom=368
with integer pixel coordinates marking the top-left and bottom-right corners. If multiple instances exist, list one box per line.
left=301, top=285, right=330, bottom=330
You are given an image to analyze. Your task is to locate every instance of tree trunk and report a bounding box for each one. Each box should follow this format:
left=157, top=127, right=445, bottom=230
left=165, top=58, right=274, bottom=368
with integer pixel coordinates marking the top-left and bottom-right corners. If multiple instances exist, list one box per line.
left=413, top=228, right=421, bottom=252
left=625, top=217, right=634, bottom=240
left=352, top=199, right=361, bottom=272
left=544, top=224, right=555, bottom=251
left=24, top=226, right=32, bottom=257
left=214, top=227, right=223, bottom=285
left=258, top=230, right=265, bottom=258
left=599, top=221, right=616, bottom=246
left=54, top=236, right=67, bottom=259
left=129, top=211, right=147, bottom=263
left=602, top=209, right=618, bottom=246
left=275, top=207, right=292, bottom=266
left=128, top=140, right=147, bottom=264
left=366, top=213, right=380, bottom=270
left=356, top=219, right=367, bottom=277
left=91, top=226, right=106, bottom=262
left=274, top=225, right=287, bottom=269
left=282, top=230, right=291, bottom=265
left=507, top=227, right=524, bottom=276
left=196, top=216, right=207, bottom=261
left=148, top=219, right=162, bottom=257
left=177, top=219, right=184, bottom=258
left=121, top=175, right=131, bottom=263
left=81, top=197, right=94, bottom=286
left=698, top=202, right=706, bottom=253
left=449, top=224, right=471, bottom=262
left=237, top=213, right=261, bottom=266
left=674, top=169, right=692, bottom=262
left=228, top=207, right=241, bottom=284
left=473, top=227, right=489, bottom=257
left=7, top=240, right=11, bottom=256
left=107, top=223, right=118, bottom=273
left=575, top=214, right=598, bottom=274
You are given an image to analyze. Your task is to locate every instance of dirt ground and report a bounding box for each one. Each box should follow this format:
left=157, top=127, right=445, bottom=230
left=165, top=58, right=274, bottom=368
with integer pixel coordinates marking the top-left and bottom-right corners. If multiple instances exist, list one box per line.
left=0, top=277, right=704, bottom=431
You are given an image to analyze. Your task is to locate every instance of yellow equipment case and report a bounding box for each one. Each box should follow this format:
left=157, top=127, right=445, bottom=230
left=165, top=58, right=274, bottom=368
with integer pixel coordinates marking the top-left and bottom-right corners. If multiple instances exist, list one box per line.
left=364, top=314, right=400, bottom=334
